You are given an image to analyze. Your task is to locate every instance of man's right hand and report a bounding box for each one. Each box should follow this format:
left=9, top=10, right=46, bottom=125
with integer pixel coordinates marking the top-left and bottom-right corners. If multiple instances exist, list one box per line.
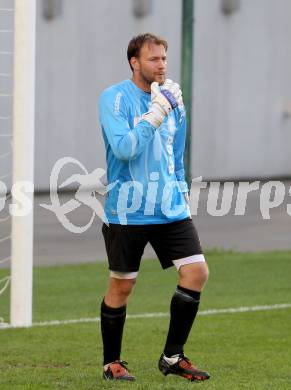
left=142, top=79, right=183, bottom=128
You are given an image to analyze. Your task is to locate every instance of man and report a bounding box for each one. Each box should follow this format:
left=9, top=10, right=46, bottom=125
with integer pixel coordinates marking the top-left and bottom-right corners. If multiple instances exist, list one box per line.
left=98, top=33, right=210, bottom=382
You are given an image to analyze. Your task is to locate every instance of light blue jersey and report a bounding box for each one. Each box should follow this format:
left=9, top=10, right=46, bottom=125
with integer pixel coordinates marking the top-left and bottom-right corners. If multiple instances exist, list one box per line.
left=99, top=79, right=190, bottom=225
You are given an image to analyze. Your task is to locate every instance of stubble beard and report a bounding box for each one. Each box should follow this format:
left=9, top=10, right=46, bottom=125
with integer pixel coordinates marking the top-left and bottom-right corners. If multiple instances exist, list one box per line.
left=140, top=69, right=165, bottom=88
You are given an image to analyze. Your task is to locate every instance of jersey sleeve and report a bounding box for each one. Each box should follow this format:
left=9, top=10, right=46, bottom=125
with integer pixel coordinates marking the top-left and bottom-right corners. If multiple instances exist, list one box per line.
left=173, top=107, right=189, bottom=193
left=99, top=89, right=156, bottom=161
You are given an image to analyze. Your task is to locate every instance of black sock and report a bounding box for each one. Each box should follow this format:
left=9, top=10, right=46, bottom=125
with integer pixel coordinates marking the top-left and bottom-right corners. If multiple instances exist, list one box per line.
left=100, top=299, right=126, bottom=365
left=164, top=285, right=201, bottom=357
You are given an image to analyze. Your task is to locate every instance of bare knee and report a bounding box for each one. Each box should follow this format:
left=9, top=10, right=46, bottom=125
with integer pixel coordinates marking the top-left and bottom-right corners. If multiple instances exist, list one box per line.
left=105, top=278, right=136, bottom=307
left=115, top=278, right=136, bottom=296
left=178, top=262, right=209, bottom=292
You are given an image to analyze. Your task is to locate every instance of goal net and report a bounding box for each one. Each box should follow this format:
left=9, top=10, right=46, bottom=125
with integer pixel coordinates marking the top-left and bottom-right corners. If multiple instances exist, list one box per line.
left=0, top=0, right=35, bottom=328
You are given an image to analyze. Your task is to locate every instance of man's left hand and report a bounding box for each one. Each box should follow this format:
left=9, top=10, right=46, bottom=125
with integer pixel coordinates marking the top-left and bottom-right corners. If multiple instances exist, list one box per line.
left=161, top=79, right=183, bottom=107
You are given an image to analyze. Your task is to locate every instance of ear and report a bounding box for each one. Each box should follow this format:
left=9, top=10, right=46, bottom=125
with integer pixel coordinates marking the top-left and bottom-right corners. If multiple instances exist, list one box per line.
left=130, top=57, right=140, bottom=71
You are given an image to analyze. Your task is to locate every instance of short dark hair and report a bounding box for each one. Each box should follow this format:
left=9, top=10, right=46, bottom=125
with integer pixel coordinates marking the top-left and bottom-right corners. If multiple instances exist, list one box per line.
left=127, top=33, right=168, bottom=71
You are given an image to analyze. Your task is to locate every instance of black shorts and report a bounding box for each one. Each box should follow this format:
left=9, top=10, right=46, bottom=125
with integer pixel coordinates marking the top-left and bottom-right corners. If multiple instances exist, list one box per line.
left=102, top=218, right=203, bottom=272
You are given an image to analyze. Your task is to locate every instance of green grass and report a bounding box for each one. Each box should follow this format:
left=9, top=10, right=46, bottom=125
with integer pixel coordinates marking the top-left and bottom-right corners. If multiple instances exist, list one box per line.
left=0, top=251, right=291, bottom=389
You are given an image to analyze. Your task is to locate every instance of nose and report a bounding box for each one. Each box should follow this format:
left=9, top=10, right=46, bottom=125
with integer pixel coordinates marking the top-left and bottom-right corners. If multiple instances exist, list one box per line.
left=157, top=59, right=166, bottom=70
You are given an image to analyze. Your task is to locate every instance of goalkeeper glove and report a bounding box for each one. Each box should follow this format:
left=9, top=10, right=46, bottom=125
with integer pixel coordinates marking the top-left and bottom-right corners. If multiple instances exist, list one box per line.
left=142, top=79, right=183, bottom=128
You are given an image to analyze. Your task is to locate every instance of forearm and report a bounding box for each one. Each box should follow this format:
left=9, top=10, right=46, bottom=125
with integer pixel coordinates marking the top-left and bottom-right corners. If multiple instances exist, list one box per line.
left=109, top=120, right=156, bottom=161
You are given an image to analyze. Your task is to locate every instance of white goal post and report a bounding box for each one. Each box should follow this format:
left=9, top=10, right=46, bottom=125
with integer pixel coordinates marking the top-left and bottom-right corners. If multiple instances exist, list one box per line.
left=10, top=0, right=36, bottom=327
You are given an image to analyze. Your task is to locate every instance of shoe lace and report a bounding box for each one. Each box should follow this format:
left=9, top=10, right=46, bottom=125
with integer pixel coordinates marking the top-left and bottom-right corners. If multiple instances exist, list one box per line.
left=178, top=355, right=196, bottom=370
left=110, top=360, right=129, bottom=376
left=116, top=360, right=129, bottom=369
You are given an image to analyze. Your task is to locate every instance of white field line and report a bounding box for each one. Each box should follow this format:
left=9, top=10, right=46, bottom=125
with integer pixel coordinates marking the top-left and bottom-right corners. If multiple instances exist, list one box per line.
left=1, top=303, right=291, bottom=329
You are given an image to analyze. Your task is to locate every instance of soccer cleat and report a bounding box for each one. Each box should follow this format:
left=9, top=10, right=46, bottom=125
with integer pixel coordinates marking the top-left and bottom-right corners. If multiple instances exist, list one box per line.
left=103, top=360, right=135, bottom=381
left=158, top=353, right=210, bottom=381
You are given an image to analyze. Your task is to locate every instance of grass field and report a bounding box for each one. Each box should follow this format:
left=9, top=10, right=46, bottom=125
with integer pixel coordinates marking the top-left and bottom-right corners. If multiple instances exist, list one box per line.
left=0, top=250, right=291, bottom=389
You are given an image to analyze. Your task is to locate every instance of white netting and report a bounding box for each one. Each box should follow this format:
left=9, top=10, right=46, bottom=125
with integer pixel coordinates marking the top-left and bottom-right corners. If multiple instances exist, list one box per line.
left=0, top=0, right=14, bottom=326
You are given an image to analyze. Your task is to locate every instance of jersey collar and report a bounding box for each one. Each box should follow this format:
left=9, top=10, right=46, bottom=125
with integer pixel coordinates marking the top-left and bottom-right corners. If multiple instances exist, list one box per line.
left=127, top=79, right=151, bottom=99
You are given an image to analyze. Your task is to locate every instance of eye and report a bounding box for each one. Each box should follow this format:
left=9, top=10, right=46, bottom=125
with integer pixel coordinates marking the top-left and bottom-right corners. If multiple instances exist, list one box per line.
left=148, top=57, right=167, bottom=63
